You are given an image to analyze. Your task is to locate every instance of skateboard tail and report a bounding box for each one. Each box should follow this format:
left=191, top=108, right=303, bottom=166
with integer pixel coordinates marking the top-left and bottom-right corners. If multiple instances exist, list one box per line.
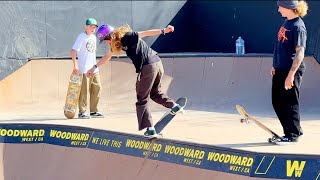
left=236, top=105, right=250, bottom=118
left=64, top=110, right=76, bottom=119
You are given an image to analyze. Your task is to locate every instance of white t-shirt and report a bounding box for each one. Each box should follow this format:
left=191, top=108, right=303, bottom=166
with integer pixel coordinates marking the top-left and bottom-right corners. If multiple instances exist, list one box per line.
left=72, top=32, right=98, bottom=73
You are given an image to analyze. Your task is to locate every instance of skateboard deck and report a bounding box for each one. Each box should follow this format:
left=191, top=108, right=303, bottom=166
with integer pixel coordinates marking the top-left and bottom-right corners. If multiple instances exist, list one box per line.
left=236, top=105, right=282, bottom=143
left=142, top=97, right=187, bottom=161
left=152, top=97, right=187, bottom=138
left=64, top=73, right=83, bottom=119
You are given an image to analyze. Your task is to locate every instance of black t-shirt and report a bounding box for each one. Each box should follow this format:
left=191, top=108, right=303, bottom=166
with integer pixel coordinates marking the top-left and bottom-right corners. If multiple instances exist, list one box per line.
left=273, top=17, right=307, bottom=71
left=121, top=32, right=158, bottom=73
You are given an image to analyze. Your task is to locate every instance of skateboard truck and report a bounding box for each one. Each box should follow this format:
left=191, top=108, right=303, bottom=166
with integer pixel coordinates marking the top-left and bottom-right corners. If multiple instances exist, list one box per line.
left=240, top=118, right=250, bottom=124
left=169, top=107, right=185, bottom=116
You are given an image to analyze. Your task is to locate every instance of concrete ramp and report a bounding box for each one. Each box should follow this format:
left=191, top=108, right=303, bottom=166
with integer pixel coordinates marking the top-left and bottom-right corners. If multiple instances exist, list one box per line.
left=165, top=56, right=320, bottom=113
left=0, top=56, right=320, bottom=179
left=1, top=56, right=319, bottom=113
left=1, top=144, right=268, bottom=180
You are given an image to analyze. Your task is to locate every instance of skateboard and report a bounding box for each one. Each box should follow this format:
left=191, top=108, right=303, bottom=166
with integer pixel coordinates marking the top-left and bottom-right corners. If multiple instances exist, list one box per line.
left=64, top=73, right=83, bottom=119
left=149, top=97, right=187, bottom=139
left=236, top=105, right=282, bottom=143
left=142, top=97, right=187, bottom=161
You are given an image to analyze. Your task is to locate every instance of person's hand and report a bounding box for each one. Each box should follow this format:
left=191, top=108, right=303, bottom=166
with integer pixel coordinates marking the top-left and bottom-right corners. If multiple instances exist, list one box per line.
left=73, top=66, right=80, bottom=74
left=270, top=67, right=275, bottom=76
left=164, top=25, right=174, bottom=33
left=284, top=75, right=294, bottom=90
left=86, top=67, right=95, bottom=77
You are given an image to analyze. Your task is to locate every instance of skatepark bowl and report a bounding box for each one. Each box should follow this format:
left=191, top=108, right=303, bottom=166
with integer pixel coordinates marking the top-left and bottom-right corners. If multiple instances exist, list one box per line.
left=0, top=54, right=320, bottom=180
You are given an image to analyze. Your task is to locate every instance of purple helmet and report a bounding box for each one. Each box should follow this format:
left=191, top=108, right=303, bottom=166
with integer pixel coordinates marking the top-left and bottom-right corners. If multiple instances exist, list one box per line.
left=96, top=24, right=114, bottom=43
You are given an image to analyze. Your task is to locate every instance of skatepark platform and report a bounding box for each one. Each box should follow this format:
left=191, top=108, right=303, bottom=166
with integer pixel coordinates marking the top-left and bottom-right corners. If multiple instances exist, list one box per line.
left=0, top=55, right=319, bottom=179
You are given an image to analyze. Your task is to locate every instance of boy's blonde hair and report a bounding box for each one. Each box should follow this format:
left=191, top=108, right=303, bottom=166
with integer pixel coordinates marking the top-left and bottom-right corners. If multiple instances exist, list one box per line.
left=110, top=24, right=132, bottom=56
left=294, top=1, right=308, bottom=17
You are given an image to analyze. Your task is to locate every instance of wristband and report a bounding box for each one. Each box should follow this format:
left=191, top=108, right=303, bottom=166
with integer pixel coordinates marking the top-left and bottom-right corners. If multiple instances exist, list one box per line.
left=94, top=64, right=98, bottom=69
left=161, top=28, right=165, bottom=35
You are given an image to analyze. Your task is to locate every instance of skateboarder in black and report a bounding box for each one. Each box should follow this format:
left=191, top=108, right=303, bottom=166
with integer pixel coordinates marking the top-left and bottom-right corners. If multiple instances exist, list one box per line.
left=87, top=24, right=183, bottom=138
left=271, top=0, right=308, bottom=145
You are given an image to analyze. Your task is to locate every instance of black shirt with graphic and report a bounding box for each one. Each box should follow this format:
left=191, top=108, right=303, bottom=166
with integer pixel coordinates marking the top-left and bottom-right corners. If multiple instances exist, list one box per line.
left=121, top=32, right=158, bottom=73
left=273, top=17, right=307, bottom=71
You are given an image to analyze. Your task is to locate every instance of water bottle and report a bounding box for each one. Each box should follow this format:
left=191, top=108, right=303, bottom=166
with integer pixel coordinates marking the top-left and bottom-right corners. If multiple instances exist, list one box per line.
left=236, top=37, right=245, bottom=54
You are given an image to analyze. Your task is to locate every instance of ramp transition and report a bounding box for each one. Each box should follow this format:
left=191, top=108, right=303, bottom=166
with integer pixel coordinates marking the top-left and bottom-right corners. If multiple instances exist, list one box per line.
left=0, top=56, right=320, bottom=179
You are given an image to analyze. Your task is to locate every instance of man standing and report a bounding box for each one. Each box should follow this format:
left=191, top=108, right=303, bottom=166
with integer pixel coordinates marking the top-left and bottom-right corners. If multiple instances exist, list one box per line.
left=71, top=18, right=104, bottom=119
left=271, top=0, right=308, bottom=144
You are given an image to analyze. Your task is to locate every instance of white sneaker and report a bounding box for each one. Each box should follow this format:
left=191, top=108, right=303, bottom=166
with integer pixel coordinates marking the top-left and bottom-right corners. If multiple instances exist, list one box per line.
left=275, top=137, right=298, bottom=145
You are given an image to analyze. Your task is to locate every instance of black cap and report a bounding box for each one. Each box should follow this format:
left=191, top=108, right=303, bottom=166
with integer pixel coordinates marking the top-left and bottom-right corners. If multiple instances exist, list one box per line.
left=277, top=0, right=298, bottom=10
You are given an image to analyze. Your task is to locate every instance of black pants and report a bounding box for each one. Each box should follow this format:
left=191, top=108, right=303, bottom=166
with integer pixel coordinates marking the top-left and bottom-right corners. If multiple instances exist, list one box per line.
left=272, top=69, right=304, bottom=138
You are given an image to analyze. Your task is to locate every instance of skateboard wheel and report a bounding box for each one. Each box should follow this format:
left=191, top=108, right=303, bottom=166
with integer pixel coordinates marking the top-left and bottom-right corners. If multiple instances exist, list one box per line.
left=268, top=137, right=279, bottom=143
left=240, top=118, right=250, bottom=124
left=268, top=138, right=277, bottom=143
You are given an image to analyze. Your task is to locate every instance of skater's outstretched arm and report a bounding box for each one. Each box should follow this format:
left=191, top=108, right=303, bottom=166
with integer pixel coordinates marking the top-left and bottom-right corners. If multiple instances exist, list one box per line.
left=138, top=25, right=174, bottom=38
left=86, top=50, right=112, bottom=77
